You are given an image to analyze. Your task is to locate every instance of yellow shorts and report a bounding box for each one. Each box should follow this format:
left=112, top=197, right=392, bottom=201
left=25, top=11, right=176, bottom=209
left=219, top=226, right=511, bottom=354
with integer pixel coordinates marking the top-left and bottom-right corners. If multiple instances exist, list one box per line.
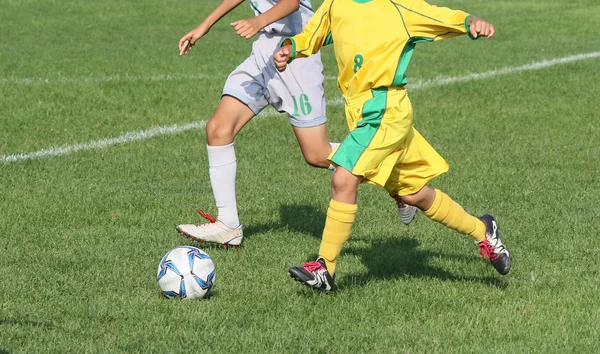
left=329, top=87, right=449, bottom=196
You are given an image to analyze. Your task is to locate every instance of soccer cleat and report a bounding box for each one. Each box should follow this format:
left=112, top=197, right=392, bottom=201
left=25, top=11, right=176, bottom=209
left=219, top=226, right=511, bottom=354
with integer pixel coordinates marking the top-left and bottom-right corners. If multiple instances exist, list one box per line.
left=391, top=194, right=417, bottom=225
left=288, top=259, right=335, bottom=292
left=176, top=210, right=243, bottom=248
left=478, top=214, right=511, bottom=275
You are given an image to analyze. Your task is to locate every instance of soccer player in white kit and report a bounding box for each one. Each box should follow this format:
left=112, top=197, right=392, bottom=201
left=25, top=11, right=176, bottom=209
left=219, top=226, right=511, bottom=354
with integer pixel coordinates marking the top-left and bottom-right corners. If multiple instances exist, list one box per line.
left=176, top=0, right=416, bottom=247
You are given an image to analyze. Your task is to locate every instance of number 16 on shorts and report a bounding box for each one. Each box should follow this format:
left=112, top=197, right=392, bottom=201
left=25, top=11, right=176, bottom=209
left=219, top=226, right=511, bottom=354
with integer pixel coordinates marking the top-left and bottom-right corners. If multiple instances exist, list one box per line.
left=292, top=94, right=312, bottom=116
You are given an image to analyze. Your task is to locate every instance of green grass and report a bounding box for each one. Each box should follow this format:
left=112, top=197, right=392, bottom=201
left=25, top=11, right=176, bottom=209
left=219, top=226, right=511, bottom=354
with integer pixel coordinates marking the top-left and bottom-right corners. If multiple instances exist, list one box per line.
left=1, top=0, right=600, bottom=352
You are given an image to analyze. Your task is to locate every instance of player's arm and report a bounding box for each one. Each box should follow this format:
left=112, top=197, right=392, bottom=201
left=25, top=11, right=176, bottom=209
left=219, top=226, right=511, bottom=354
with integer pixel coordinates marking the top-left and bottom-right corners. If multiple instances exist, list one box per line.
left=179, top=0, right=245, bottom=56
left=273, top=0, right=333, bottom=71
left=405, top=0, right=494, bottom=41
left=232, top=0, right=301, bottom=39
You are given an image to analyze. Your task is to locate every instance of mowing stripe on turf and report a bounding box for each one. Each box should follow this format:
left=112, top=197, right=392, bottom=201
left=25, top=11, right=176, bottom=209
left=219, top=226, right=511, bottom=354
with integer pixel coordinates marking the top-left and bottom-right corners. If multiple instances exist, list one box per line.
left=2, top=51, right=599, bottom=86
left=0, top=73, right=213, bottom=85
left=2, top=51, right=599, bottom=164
left=0, top=72, right=326, bottom=85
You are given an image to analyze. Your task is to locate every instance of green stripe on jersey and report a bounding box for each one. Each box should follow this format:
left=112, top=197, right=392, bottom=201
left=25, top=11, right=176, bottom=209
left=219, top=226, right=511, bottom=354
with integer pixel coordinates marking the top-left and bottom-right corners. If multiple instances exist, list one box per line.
left=323, top=32, right=334, bottom=46
left=392, top=37, right=433, bottom=87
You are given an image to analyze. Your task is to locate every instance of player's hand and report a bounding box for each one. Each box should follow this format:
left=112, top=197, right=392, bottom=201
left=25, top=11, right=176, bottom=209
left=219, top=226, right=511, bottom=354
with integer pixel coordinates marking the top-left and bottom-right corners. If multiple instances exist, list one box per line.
left=178, top=25, right=209, bottom=56
left=273, top=45, right=292, bottom=72
left=231, top=17, right=263, bottom=39
left=468, top=17, right=495, bottom=38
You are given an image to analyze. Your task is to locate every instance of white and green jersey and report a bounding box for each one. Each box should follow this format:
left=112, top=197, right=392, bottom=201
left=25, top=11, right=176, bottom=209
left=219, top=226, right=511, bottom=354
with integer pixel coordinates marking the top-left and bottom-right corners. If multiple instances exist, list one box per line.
left=248, top=0, right=314, bottom=36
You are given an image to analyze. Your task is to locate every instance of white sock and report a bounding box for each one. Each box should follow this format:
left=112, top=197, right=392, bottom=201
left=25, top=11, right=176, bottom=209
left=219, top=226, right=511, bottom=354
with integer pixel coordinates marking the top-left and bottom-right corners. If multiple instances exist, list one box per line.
left=328, top=142, right=340, bottom=171
left=207, top=143, right=240, bottom=229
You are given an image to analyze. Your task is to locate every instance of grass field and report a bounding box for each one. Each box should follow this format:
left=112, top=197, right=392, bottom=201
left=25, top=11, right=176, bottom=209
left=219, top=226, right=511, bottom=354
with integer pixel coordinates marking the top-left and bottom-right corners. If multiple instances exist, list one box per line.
left=2, top=0, right=600, bottom=352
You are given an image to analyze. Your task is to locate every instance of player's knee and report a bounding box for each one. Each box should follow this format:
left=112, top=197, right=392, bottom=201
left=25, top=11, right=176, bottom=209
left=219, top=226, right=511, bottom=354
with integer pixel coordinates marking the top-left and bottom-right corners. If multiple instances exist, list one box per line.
left=302, top=153, right=329, bottom=168
left=206, top=118, right=235, bottom=144
left=331, top=170, right=360, bottom=195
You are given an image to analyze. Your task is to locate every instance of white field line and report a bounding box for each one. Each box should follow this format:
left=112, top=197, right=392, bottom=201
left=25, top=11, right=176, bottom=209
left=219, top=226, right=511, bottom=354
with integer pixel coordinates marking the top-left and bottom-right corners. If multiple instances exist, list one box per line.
left=1, top=51, right=599, bottom=164
left=0, top=122, right=206, bottom=163
left=410, top=51, right=600, bottom=90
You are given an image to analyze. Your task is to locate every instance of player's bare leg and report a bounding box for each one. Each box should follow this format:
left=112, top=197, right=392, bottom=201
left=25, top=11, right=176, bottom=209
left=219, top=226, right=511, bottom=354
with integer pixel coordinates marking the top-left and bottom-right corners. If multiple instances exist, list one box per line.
left=397, top=185, right=436, bottom=210
left=205, top=95, right=255, bottom=146
left=292, top=124, right=333, bottom=169
left=392, top=186, right=435, bottom=225
left=177, top=95, right=254, bottom=248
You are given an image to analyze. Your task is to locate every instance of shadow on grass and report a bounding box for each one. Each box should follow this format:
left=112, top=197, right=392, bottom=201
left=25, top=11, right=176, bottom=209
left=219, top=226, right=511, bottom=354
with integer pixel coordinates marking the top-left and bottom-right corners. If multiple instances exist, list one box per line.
left=341, top=237, right=507, bottom=289
left=0, top=349, right=11, bottom=354
left=245, top=204, right=506, bottom=289
left=244, top=203, right=325, bottom=239
left=0, top=318, right=54, bottom=329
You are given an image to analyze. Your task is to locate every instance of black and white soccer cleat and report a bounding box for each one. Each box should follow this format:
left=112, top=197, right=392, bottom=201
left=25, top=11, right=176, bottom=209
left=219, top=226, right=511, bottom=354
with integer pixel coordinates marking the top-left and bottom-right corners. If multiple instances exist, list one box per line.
left=288, top=259, right=336, bottom=292
left=478, top=214, right=511, bottom=275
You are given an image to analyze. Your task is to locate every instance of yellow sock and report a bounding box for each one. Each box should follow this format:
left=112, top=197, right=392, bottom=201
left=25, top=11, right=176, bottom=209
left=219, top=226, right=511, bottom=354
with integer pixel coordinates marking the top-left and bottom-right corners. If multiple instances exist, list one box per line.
left=318, top=199, right=358, bottom=276
left=423, top=189, right=486, bottom=242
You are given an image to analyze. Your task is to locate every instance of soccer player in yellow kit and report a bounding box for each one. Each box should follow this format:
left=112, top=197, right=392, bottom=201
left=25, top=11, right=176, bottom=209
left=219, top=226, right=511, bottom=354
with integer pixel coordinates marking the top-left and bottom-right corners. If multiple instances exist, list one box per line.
left=274, top=0, right=511, bottom=291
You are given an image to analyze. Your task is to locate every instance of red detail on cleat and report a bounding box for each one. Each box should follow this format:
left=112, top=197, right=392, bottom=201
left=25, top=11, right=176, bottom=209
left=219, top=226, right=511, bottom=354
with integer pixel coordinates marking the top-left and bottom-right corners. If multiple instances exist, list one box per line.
left=302, top=261, right=324, bottom=272
left=197, top=210, right=217, bottom=223
left=479, top=239, right=499, bottom=261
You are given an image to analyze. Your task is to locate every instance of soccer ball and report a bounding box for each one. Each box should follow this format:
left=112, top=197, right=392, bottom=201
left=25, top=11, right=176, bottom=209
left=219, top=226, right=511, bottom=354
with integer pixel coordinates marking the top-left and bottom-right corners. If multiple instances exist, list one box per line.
left=157, top=246, right=216, bottom=299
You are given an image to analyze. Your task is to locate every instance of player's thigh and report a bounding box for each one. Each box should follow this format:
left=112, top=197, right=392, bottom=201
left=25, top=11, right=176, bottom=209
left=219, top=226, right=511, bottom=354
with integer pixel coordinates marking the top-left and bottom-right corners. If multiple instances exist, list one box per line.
left=292, top=123, right=332, bottom=167
left=206, top=95, right=256, bottom=146
left=222, top=47, right=269, bottom=115
left=207, top=54, right=268, bottom=145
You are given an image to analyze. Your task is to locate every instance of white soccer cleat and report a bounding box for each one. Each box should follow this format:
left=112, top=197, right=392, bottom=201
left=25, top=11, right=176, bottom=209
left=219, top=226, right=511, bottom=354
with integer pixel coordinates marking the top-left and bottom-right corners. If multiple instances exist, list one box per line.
left=391, top=194, right=417, bottom=225
left=398, top=204, right=417, bottom=225
left=176, top=210, right=243, bottom=248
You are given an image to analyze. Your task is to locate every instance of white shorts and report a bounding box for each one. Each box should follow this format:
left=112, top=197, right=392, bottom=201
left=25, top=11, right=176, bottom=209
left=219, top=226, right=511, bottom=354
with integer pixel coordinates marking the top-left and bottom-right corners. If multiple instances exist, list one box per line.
left=222, top=32, right=327, bottom=128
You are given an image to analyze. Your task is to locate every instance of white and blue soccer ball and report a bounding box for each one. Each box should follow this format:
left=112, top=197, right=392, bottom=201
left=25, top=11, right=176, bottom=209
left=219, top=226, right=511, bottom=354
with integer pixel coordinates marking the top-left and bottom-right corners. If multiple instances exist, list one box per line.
left=157, top=246, right=216, bottom=299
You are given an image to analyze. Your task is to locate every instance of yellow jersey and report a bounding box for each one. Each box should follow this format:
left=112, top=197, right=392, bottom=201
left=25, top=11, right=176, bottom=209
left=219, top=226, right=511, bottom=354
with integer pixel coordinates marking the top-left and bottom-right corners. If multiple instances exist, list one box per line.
left=286, top=0, right=473, bottom=97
